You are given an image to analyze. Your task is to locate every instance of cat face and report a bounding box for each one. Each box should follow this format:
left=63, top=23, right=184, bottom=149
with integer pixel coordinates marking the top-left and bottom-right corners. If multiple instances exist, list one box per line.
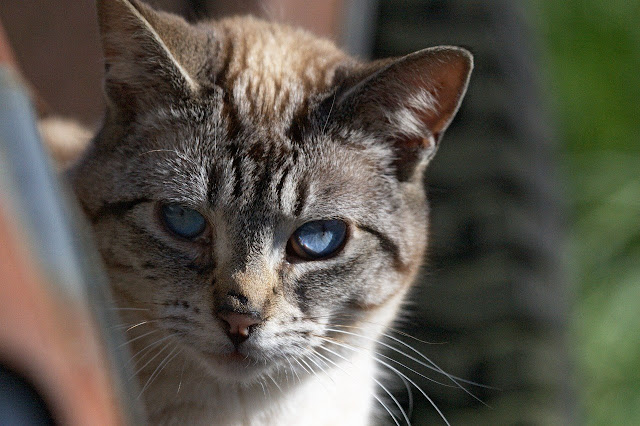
left=71, top=0, right=471, bottom=385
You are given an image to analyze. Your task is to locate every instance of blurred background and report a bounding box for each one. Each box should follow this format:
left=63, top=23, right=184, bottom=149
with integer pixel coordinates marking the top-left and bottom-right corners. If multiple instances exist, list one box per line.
left=0, top=0, right=637, bottom=424
left=536, top=1, right=640, bottom=424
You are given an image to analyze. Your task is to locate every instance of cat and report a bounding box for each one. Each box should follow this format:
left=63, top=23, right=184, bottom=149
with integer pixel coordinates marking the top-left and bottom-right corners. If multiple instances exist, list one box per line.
left=65, top=0, right=472, bottom=424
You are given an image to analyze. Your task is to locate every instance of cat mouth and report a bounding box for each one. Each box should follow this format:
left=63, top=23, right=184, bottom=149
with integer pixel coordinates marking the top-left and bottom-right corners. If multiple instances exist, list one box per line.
left=197, top=348, right=276, bottom=383
left=205, top=346, right=264, bottom=370
left=217, top=350, right=252, bottom=363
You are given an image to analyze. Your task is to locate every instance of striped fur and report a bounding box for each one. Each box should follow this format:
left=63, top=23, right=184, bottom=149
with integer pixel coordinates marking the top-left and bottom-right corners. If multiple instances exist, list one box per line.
left=68, top=1, right=472, bottom=424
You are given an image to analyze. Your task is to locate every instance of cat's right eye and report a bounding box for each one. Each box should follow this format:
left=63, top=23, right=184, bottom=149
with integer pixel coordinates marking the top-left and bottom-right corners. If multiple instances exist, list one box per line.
left=160, top=203, right=206, bottom=239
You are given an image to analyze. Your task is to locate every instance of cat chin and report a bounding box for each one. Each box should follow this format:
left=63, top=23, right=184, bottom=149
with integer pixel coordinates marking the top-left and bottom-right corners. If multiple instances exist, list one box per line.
left=194, top=349, right=282, bottom=385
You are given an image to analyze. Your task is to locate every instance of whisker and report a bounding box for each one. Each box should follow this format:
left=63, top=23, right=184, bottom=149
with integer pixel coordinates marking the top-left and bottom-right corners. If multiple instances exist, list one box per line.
left=328, top=323, right=495, bottom=390
left=258, top=378, right=267, bottom=397
left=118, top=329, right=158, bottom=349
left=138, top=149, right=176, bottom=157
left=279, top=354, right=291, bottom=385
left=120, top=320, right=159, bottom=332
left=380, top=331, right=496, bottom=397
left=372, top=391, right=401, bottom=426
left=398, top=364, right=414, bottom=421
left=316, top=346, right=411, bottom=426
left=177, top=359, right=186, bottom=395
left=138, top=345, right=182, bottom=399
left=326, top=328, right=444, bottom=376
left=322, top=91, right=337, bottom=135
left=267, top=374, right=283, bottom=394
left=310, top=314, right=442, bottom=344
left=284, top=355, right=302, bottom=384
left=306, top=352, right=334, bottom=385
left=293, top=357, right=311, bottom=376
left=330, top=330, right=420, bottom=418
left=302, top=313, right=443, bottom=346
left=385, top=326, right=447, bottom=346
left=129, top=333, right=180, bottom=367
left=317, top=335, right=454, bottom=388
left=131, top=340, right=173, bottom=380
left=376, top=353, right=449, bottom=425
left=321, top=338, right=449, bottom=426
left=310, top=350, right=400, bottom=425
left=327, top=327, right=491, bottom=404
left=301, top=354, right=332, bottom=393
left=304, top=314, right=448, bottom=345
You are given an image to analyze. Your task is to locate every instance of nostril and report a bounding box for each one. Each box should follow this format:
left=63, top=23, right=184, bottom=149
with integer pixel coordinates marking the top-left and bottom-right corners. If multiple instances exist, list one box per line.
left=220, top=312, right=260, bottom=336
left=217, top=311, right=261, bottom=346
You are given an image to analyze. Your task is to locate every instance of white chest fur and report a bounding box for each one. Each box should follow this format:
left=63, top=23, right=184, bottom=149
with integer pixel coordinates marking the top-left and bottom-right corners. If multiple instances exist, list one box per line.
left=142, top=350, right=378, bottom=425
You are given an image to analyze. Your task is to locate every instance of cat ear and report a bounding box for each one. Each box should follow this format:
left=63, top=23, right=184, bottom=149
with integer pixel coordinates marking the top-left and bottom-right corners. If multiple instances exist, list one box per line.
left=96, top=0, right=207, bottom=117
left=334, top=47, right=473, bottom=181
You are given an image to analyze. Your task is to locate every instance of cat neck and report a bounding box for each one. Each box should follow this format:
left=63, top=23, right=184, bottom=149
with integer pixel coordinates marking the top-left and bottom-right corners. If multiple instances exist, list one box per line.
left=141, top=348, right=378, bottom=426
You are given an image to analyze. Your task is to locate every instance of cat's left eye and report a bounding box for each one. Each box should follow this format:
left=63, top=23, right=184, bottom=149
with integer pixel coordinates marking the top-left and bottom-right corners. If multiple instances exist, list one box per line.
left=287, top=220, right=348, bottom=261
left=160, top=203, right=206, bottom=239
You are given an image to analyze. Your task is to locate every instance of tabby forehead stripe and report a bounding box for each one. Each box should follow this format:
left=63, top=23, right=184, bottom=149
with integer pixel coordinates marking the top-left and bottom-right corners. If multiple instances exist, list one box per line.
left=231, top=150, right=243, bottom=199
left=293, top=180, right=308, bottom=217
left=254, top=142, right=274, bottom=197
left=220, top=90, right=242, bottom=141
left=206, top=165, right=221, bottom=204
left=275, top=164, right=290, bottom=210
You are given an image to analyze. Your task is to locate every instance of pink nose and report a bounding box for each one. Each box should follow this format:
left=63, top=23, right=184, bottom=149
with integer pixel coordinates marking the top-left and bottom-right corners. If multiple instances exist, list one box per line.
left=217, top=312, right=261, bottom=347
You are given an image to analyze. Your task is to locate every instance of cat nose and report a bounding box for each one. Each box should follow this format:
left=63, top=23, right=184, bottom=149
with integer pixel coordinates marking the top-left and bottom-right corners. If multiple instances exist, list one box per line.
left=216, top=291, right=262, bottom=347
left=217, top=311, right=261, bottom=347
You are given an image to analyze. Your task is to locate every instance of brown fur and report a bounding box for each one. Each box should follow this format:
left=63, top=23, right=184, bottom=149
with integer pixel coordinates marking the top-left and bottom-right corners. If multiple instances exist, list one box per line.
left=60, top=1, right=473, bottom=423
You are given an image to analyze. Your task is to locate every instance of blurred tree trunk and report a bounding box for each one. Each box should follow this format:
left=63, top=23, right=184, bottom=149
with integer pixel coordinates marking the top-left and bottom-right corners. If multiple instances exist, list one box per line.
left=371, top=0, right=574, bottom=424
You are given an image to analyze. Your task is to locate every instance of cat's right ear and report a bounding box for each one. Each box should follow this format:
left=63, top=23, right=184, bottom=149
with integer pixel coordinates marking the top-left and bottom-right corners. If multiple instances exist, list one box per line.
left=96, top=0, right=208, bottom=119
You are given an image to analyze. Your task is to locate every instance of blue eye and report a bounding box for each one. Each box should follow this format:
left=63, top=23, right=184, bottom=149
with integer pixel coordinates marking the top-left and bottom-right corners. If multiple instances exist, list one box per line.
left=160, top=203, right=206, bottom=239
left=289, top=220, right=348, bottom=260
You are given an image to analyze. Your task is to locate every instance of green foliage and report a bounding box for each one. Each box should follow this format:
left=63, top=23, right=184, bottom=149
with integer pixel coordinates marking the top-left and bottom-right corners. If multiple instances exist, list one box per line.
left=537, top=0, right=640, bottom=154
left=535, top=1, right=640, bottom=424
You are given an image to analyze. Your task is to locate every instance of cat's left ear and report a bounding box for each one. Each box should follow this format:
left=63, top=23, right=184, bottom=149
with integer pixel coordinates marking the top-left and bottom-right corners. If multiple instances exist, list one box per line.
left=334, top=47, right=473, bottom=181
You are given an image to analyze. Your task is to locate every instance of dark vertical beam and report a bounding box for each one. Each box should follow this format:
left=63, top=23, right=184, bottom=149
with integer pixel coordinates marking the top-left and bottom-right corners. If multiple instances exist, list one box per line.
left=372, top=0, right=572, bottom=423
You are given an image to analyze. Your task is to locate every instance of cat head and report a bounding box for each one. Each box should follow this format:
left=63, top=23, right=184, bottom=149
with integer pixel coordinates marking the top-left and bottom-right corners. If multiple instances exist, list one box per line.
left=71, top=0, right=472, bottom=384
